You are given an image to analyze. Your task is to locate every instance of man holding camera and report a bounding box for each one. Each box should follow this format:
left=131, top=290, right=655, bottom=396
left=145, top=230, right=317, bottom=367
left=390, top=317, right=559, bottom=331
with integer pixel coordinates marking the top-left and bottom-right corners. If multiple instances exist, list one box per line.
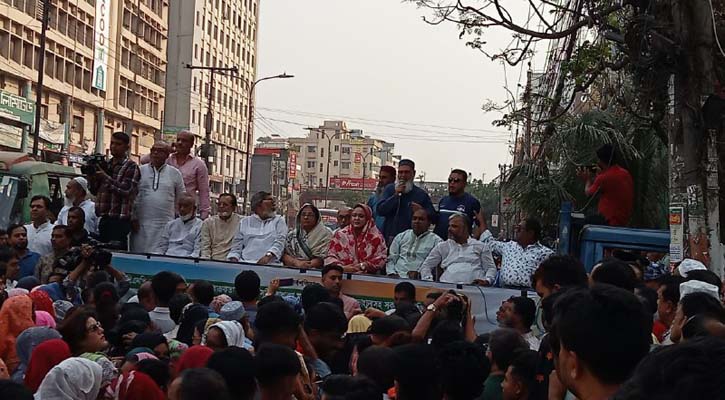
left=577, top=143, right=634, bottom=226
left=88, top=132, right=140, bottom=249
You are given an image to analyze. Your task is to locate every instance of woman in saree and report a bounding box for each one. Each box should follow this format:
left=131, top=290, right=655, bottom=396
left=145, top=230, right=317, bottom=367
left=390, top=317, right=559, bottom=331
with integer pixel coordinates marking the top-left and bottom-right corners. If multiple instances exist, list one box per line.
left=325, top=204, right=387, bottom=274
left=282, top=204, right=332, bottom=269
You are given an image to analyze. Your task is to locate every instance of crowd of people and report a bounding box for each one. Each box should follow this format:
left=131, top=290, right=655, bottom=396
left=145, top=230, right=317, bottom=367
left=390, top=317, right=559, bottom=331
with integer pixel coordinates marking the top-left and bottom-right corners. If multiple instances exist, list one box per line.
left=3, top=131, right=723, bottom=399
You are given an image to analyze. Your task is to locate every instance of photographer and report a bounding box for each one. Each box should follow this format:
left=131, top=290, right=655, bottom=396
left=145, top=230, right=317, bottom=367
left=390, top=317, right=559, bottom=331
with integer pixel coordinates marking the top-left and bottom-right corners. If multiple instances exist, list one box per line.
left=576, top=143, right=633, bottom=226
left=87, top=132, right=140, bottom=248
left=411, top=291, right=475, bottom=344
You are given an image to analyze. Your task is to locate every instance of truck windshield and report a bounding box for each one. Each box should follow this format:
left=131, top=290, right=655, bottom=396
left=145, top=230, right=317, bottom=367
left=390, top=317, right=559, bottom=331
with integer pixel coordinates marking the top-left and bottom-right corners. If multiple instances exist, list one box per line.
left=0, top=174, right=20, bottom=229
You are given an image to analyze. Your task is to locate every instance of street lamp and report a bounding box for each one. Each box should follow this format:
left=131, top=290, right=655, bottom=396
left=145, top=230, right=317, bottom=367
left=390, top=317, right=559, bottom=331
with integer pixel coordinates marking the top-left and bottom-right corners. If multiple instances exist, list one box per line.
left=239, top=72, right=294, bottom=213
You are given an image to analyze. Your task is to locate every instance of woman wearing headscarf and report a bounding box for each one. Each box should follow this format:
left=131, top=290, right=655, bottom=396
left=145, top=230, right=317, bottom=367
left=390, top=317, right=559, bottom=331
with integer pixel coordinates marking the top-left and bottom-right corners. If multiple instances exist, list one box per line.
left=29, top=290, right=55, bottom=319
left=283, top=204, right=332, bottom=269
left=24, top=339, right=71, bottom=393
left=325, top=204, right=387, bottom=274
left=0, top=295, right=35, bottom=372
left=11, top=326, right=61, bottom=382
left=34, top=357, right=103, bottom=400
left=203, top=321, right=253, bottom=351
left=34, top=311, right=56, bottom=328
left=174, top=345, right=213, bottom=376
left=130, top=333, right=169, bottom=360
left=106, top=370, right=165, bottom=400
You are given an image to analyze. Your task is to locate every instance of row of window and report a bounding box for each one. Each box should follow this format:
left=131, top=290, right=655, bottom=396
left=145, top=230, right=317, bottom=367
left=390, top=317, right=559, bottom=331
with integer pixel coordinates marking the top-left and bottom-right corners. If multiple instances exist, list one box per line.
left=118, top=76, right=161, bottom=119
left=122, top=4, right=165, bottom=51
left=307, top=145, right=353, bottom=155
left=120, top=38, right=165, bottom=87
left=192, top=76, right=249, bottom=115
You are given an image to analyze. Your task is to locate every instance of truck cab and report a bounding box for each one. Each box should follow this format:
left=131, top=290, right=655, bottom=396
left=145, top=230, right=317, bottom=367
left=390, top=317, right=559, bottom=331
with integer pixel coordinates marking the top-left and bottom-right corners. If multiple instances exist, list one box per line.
left=0, top=151, right=80, bottom=229
left=558, top=202, right=670, bottom=271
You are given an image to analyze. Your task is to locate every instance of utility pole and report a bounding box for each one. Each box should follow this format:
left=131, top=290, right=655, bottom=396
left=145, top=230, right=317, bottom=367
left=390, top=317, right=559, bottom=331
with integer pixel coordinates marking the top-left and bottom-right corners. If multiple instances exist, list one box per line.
left=32, top=0, right=51, bottom=158
left=524, top=69, right=532, bottom=161
left=184, top=64, right=238, bottom=173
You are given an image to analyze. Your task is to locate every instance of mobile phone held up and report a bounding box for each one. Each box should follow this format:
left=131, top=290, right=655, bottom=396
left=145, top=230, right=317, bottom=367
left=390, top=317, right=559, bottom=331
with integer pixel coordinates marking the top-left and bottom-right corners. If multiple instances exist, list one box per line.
left=278, top=278, right=295, bottom=287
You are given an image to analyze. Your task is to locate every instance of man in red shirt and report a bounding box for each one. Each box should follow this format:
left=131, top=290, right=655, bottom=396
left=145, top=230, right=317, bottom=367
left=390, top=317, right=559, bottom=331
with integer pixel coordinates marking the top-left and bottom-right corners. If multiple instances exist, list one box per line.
left=579, top=144, right=634, bottom=226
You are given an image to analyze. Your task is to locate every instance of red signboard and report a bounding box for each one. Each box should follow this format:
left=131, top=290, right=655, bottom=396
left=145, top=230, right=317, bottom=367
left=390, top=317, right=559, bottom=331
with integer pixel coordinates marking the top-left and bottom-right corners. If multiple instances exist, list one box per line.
left=289, top=153, right=297, bottom=179
left=329, top=177, right=378, bottom=190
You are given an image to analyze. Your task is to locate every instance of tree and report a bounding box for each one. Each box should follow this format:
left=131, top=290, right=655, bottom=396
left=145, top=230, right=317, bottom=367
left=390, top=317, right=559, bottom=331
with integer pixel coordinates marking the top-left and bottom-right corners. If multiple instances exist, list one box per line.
left=408, top=0, right=725, bottom=274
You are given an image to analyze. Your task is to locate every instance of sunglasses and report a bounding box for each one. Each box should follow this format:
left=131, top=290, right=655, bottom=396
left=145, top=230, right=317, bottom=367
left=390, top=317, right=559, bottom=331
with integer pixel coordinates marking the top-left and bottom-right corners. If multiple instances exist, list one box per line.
left=448, top=178, right=463, bottom=183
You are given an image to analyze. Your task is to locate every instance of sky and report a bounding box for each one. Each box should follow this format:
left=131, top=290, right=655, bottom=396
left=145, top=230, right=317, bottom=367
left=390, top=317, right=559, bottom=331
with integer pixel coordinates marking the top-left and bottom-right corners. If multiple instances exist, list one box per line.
left=255, top=0, right=540, bottom=182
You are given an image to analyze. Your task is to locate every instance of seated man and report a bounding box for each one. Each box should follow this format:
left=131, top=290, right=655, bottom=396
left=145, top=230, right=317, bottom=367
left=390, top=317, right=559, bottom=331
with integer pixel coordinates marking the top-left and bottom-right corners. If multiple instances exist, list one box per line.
left=200, top=193, right=242, bottom=260
left=420, top=214, right=496, bottom=285
left=228, top=191, right=287, bottom=265
left=386, top=208, right=442, bottom=278
left=157, top=193, right=202, bottom=257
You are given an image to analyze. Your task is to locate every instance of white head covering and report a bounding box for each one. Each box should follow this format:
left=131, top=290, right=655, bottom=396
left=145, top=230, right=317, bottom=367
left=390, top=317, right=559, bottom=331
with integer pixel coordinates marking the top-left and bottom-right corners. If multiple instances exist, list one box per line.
left=677, top=258, right=707, bottom=278
left=680, top=280, right=721, bottom=301
left=204, top=321, right=247, bottom=348
left=72, top=177, right=89, bottom=195
left=35, top=357, right=103, bottom=400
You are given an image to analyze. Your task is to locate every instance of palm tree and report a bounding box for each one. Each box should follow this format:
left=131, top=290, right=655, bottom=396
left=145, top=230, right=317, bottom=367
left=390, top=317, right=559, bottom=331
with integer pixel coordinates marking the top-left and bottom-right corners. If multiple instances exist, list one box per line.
left=504, top=109, right=668, bottom=228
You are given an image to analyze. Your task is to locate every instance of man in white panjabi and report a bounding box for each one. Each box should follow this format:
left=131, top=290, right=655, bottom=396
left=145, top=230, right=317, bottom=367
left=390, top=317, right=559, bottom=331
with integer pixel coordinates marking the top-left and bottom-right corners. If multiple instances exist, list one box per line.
left=131, top=141, right=185, bottom=253
left=56, top=177, right=98, bottom=234
left=156, top=193, right=202, bottom=257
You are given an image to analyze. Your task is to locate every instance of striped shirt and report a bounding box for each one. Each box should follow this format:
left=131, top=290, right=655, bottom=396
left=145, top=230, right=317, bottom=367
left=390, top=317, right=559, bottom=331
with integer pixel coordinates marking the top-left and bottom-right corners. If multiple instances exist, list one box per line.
left=90, top=157, right=140, bottom=220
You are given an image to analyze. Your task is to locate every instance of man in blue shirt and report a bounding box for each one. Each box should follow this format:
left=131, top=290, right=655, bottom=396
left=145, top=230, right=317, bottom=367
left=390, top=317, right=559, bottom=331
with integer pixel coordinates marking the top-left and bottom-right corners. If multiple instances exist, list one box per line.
left=433, top=169, right=481, bottom=239
left=367, top=165, right=397, bottom=231
left=7, top=224, right=40, bottom=278
left=376, top=159, right=435, bottom=245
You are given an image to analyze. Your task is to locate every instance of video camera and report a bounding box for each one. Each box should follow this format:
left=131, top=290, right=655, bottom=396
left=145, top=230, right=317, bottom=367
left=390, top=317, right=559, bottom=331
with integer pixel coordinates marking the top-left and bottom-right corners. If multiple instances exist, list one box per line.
left=80, top=153, right=110, bottom=175
left=54, top=239, right=114, bottom=272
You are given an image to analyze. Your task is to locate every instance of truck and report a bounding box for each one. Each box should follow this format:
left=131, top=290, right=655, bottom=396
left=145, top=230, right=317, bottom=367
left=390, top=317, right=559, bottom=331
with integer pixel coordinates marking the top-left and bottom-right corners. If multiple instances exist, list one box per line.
left=0, top=151, right=80, bottom=229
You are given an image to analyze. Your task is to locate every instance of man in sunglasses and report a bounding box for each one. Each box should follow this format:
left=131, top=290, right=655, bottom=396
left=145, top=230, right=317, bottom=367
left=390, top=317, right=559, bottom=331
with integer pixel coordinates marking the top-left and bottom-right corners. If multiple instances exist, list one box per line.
left=433, top=169, right=481, bottom=240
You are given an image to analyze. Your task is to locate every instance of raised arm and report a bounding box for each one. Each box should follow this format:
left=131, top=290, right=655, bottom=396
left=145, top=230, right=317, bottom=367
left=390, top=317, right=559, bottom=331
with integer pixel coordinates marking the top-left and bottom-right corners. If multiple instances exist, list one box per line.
left=107, top=162, right=140, bottom=196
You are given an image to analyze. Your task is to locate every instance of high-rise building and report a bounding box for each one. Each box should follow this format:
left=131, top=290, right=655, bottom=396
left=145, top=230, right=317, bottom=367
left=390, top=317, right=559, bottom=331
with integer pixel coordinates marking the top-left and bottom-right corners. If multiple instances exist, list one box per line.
left=288, top=120, right=399, bottom=191
left=165, top=0, right=259, bottom=200
left=0, top=0, right=168, bottom=162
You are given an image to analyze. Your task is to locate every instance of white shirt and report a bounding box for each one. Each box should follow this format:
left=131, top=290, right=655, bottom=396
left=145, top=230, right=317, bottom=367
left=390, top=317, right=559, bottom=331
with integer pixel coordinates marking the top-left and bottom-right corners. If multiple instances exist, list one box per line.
left=480, top=230, right=554, bottom=287
left=227, top=214, right=288, bottom=263
left=57, top=199, right=99, bottom=234
left=157, top=217, right=203, bottom=257
left=131, top=164, right=186, bottom=253
left=149, top=307, right=176, bottom=334
left=25, top=221, right=53, bottom=256
left=419, top=237, right=496, bottom=284
left=522, top=331, right=541, bottom=351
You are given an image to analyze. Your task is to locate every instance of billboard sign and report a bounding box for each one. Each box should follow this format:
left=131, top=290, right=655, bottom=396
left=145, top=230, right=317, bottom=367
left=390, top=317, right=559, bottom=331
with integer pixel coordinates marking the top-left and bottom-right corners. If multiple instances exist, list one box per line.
left=92, top=0, right=111, bottom=91
left=329, top=177, right=377, bottom=190
left=289, top=153, right=297, bottom=179
left=0, top=90, right=35, bottom=126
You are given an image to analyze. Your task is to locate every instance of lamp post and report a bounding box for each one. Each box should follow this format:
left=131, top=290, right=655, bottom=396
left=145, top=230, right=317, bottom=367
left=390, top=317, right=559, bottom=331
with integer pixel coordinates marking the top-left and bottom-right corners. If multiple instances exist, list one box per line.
left=240, top=72, right=294, bottom=213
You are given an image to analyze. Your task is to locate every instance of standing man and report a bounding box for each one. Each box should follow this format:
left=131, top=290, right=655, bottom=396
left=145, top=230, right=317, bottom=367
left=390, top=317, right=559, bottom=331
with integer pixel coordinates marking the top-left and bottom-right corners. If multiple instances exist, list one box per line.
left=227, top=191, right=287, bottom=265
left=7, top=224, right=40, bottom=278
left=168, top=130, right=211, bottom=219
left=386, top=209, right=442, bottom=278
left=35, top=225, right=73, bottom=284
left=420, top=214, right=496, bottom=285
left=157, top=193, right=203, bottom=257
left=200, top=193, right=242, bottom=260
left=320, top=265, right=361, bottom=319
left=477, top=214, right=554, bottom=288
left=376, top=159, right=435, bottom=245
left=25, top=195, right=53, bottom=256
left=66, top=207, right=91, bottom=246
left=88, top=132, right=140, bottom=248
left=130, top=141, right=186, bottom=253
left=56, top=177, right=98, bottom=234
left=433, top=169, right=481, bottom=240
left=367, top=165, right=396, bottom=231
left=577, top=143, right=634, bottom=226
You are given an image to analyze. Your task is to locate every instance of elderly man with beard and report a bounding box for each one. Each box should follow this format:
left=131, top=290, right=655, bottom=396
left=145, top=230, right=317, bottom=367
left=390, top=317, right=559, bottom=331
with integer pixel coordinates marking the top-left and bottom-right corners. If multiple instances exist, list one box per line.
left=130, top=141, right=186, bottom=253
left=376, top=159, right=435, bottom=245
left=200, top=193, right=242, bottom=260
left=367, top=165, right=396, bottom=231
left=227, top=191, right=288, bottom=265
left=56, top=177, right=98, bottom=234
left=157, top=193, right=203, bottom=257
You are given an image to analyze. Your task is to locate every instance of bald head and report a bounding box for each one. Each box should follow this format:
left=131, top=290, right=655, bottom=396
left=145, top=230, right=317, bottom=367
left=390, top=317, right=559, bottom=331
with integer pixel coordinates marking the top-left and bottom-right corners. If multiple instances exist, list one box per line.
left=175, top=131, right=195, bottom=156
left=150, top=141, right=172, bottom=167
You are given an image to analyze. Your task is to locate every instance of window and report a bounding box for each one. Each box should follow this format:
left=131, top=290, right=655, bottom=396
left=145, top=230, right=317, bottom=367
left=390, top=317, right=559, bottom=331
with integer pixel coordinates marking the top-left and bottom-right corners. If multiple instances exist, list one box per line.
left=334, top=145, right=339, bottom=152
left=320, top=148, right=325, bottom=158
left=307, top=161, right=316, bottom=168
left=341, top=147, right=351, bottom=155
left=341, top=162, right=351, bottom=169
left=333, top=160, right=338, bottom=167
left=307, top=146, right=316, bottom=153
left=319, top=163, right=323, bottom=172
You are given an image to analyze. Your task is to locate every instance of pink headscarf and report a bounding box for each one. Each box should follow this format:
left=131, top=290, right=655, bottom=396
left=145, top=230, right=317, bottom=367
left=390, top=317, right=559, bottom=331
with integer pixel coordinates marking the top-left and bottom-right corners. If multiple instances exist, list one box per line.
left=35, top=310, right=57, bottom=329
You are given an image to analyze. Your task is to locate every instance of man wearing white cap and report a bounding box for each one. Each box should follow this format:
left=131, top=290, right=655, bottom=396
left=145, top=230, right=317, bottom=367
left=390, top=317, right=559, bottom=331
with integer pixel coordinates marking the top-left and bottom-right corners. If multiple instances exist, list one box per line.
left=57, top=177, right=98, bottom=234
left=675, top=258, right=708, bottom=278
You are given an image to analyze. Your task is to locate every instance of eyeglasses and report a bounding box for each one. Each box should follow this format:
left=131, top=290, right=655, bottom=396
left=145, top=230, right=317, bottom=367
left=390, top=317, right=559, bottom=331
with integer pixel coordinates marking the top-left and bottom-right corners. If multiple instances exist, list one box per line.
left=448, top=178, right=463, bottom=183
left=86, top=321, right=103, bottom=333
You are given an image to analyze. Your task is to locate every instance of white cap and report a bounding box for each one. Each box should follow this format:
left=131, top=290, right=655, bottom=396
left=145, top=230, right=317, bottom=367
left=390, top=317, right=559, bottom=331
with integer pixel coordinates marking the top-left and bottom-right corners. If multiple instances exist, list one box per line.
left=677, top=258, right=707, bottom=278
left=72, top=176, right=89, bottom=194
left=679, top=280, right=720, bottom=301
